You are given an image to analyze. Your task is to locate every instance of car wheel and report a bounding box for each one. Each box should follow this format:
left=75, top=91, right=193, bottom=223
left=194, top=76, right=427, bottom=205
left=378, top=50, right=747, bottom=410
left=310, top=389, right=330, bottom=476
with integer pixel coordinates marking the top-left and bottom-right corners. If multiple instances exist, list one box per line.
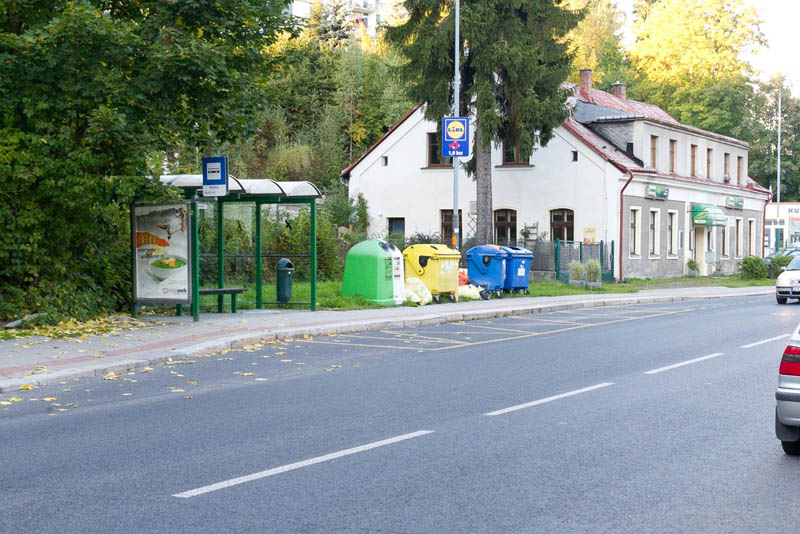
left=778, top=296, right=788, bottom=304
left=782, top=440, right=800, bottom=455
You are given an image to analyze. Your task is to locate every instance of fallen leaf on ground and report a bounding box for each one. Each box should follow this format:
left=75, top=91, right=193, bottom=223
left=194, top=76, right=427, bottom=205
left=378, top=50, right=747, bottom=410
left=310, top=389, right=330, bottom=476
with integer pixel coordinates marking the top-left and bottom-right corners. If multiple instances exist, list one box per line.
left=42, top=397, right=56, bottom=401
left=103, top=372, right=119, bottom=380
left=18, top=385, right=32, bottom=391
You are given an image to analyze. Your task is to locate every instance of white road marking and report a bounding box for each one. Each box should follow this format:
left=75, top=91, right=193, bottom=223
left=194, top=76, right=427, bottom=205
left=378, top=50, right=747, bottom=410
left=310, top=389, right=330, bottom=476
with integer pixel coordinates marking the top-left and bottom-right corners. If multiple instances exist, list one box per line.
left=173, top=430, right=434, bottom=498
left=644, top=353, right=724, bottom=375
left=484, top=383, right=614, bottom=417
left=740, top=334, right=791, bottom=348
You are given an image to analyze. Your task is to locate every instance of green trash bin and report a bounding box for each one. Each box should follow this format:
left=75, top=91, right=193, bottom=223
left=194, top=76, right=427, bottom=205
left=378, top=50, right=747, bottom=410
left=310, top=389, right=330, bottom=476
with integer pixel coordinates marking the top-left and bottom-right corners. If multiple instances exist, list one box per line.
left=341, top=239, right=405, bottom=306
left=276, top=258, right=294, bottom=303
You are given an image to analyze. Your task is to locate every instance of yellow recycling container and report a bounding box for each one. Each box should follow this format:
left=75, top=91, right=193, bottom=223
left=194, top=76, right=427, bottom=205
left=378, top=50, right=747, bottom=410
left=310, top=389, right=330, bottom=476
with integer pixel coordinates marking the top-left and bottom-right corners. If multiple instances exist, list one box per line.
left=403, top=244, right=461, bottom=303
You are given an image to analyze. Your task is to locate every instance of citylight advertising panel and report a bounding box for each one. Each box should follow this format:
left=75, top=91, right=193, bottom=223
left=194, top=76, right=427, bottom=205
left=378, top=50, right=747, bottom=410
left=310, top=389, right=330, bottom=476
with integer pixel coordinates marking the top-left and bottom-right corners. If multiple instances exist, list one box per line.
left=132, top=203, right=191, bottom=304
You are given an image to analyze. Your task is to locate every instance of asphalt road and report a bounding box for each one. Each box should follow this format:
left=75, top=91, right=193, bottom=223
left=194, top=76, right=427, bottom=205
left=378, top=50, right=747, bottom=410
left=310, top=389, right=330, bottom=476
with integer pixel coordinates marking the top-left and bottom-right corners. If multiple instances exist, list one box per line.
left=3, top=295, right=800, bottom=533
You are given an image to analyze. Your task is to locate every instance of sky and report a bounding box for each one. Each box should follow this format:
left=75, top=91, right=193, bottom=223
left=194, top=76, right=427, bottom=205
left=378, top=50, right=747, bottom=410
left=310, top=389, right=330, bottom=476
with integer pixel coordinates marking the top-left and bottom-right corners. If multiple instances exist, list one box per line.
left=614, top=0, right=800, bottom=95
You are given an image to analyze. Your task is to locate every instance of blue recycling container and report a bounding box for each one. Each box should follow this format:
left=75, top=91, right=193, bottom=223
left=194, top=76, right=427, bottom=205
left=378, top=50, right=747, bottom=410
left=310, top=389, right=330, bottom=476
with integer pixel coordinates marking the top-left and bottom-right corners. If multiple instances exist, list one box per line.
left=501, top=246, right=533, bottom=293
left=466, top=245, right=508, bottom=293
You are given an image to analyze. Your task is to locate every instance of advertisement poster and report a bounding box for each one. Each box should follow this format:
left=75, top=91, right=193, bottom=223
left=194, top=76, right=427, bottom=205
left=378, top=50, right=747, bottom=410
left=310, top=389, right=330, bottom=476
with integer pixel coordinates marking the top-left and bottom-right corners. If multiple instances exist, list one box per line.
left=133, top=204, right=191, bottom=304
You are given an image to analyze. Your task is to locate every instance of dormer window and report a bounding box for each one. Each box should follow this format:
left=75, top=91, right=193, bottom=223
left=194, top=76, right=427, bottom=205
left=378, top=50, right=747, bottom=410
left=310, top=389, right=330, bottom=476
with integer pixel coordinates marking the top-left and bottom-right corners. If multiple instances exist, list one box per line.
left=707, top=148, right=712, bottom=179
left=650, top=135, right=658, bottom=168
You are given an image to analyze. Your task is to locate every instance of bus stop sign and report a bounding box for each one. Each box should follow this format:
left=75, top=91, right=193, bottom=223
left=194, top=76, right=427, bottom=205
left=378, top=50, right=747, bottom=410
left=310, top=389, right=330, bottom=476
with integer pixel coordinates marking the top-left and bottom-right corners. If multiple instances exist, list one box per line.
left=202, top=157, right=228, bottom=197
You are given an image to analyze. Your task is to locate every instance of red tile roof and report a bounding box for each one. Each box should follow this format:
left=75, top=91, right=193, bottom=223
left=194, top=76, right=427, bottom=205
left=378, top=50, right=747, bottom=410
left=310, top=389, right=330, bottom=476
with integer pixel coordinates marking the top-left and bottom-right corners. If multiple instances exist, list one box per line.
left=580, top=87, right=677, bottom=123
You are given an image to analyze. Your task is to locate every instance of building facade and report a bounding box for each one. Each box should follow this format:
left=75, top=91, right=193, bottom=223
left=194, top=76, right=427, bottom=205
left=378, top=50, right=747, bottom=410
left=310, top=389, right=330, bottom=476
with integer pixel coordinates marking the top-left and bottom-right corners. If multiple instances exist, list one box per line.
left=289, top=0, right=385, bottom=35
left=765, top=202, right=800, bottom=255
left=342, top=70, right=770, bottom=280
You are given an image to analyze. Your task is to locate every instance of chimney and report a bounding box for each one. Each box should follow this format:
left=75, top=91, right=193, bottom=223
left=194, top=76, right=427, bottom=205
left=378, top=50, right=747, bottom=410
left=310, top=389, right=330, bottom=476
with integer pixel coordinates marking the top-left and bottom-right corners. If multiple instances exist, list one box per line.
left=579, top=69, right=592, bottom=94
left=611, top=81, right=627, bottom=100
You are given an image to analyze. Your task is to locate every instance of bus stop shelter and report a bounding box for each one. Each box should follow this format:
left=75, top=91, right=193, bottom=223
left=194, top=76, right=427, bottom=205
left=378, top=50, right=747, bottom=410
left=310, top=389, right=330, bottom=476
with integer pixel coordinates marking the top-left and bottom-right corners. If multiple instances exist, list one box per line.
left=152, top=175, right=322, bottom=321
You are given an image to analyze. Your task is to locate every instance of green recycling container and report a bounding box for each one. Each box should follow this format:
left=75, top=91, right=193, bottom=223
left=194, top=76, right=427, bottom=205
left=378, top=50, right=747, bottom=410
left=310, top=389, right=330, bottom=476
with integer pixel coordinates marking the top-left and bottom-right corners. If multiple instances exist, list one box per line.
left=276, top=258, right=294, bottom=303
left=342, top=239, right=405, bottom=306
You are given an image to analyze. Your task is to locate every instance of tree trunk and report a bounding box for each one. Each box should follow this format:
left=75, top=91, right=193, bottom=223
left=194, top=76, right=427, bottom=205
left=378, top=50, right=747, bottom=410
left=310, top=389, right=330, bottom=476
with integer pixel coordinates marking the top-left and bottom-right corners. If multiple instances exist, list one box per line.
left=475, top=126, right=493, bottom=244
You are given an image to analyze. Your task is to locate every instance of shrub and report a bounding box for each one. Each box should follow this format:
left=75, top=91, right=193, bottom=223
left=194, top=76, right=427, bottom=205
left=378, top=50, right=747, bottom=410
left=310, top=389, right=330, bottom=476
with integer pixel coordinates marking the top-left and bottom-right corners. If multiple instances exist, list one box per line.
left=687, top=259, right=699, bottom=272
left=771, top=255, right=793, bottom=278
left=585, top=259, right=602, bottom=283
left=739, top=256, right=768, bottom=279
left=568, top=260, right=585, bottom=281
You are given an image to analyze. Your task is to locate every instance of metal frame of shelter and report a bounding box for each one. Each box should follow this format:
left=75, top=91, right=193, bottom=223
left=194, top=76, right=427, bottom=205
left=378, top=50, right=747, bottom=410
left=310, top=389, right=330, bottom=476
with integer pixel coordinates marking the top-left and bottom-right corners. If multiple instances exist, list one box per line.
left=157, top=174, right=322, bottom=321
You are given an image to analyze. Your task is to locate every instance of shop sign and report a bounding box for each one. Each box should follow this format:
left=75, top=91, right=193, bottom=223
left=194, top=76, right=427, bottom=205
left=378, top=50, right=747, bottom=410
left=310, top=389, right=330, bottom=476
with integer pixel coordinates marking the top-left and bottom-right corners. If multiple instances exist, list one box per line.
left=646, top=185, right=669, bottom=200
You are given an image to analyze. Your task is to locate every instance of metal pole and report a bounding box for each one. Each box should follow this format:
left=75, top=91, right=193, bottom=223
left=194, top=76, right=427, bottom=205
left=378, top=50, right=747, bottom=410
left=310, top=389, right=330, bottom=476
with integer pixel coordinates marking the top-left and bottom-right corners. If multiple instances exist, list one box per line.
left=452, top=0, right=461, bottom=251
left=310, top=199, right=317, bottom=311
left=191, top=201, right=200, bottom=322
left=255, top=202, right=263, bottom=309
left=217, top=200, right=225, bottom=312
left=778, top=86, right=782, bottom=249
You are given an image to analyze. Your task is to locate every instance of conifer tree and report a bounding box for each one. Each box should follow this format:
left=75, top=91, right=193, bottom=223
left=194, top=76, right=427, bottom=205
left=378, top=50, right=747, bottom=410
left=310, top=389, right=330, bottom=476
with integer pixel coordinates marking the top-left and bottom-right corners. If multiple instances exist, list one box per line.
left=387, top=1, right=581, bottom=243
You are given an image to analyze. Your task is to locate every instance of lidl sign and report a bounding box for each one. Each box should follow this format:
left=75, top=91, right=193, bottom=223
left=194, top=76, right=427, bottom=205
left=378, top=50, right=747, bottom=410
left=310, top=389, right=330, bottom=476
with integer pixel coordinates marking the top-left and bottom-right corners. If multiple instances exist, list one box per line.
left=442, top=117, right=470, bottom=158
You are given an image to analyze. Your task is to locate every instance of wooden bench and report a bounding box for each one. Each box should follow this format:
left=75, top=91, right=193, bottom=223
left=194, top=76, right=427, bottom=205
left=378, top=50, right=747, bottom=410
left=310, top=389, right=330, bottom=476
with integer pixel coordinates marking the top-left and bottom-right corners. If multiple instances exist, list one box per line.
left=198, top=287, right=247, bottom=313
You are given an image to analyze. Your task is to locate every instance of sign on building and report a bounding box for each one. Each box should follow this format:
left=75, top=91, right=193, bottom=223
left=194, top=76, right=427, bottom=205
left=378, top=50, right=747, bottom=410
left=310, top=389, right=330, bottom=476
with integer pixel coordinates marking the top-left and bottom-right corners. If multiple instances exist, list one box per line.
left=646, top=185, right=669, bottom=200
left=132, top=204, right=191, bottom=305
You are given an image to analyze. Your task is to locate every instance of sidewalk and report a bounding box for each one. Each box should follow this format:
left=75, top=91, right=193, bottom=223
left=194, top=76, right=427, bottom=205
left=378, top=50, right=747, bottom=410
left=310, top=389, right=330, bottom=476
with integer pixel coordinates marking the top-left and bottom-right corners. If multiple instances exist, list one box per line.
left=0, top=285, right=773, bottom=393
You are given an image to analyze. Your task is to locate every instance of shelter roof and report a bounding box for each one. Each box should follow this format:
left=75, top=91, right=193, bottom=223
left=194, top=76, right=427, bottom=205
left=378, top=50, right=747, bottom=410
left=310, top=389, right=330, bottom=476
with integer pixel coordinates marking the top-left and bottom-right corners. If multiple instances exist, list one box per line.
left=160, top=175, right=322, bottom=198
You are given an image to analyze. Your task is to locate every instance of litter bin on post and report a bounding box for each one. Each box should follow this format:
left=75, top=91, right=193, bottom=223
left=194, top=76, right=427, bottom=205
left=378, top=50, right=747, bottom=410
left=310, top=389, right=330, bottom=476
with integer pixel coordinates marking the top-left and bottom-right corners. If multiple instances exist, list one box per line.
left=501, top=246, right=533, bottom=294
left=276, top=258, right=294, bottom=303
left=341, top=239, right=405, bottom=306
left=466, top=245, right=507, bottom=299
left=403, top=244, right=461, bottom=303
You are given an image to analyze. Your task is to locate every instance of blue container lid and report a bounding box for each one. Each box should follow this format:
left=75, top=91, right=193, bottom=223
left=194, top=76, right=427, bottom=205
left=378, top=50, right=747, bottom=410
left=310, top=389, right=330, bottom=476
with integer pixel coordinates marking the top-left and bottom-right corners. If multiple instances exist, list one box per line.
left=500, top=245, right=533, bottom=258
left=466, top=245, right=508, bottom=258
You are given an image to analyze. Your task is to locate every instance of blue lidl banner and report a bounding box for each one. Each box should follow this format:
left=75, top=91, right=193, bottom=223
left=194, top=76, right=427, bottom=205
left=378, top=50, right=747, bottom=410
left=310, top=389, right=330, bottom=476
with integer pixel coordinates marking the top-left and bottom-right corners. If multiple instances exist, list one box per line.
left=442, top=117, right=470, bottom=158
left=202, top=156, right=228, bottom=197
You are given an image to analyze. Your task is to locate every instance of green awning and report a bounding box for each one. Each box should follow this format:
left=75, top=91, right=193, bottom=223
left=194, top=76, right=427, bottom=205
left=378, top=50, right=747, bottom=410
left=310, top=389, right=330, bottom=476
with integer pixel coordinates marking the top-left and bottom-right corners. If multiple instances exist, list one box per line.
left=692, top=204, right=727, bottom=226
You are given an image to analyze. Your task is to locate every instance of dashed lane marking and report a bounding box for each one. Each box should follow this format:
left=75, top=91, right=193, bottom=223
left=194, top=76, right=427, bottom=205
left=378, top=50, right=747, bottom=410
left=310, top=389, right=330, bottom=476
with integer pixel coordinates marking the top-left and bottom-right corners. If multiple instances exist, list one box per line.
left=485, top=383, right=614, bottom=416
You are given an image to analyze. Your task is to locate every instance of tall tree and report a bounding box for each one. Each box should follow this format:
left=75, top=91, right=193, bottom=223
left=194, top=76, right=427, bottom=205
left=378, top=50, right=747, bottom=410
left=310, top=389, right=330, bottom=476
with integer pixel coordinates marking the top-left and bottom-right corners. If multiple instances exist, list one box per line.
left=565, top=0, right=633, bottom=90
left=0, top=0, right=293, bottom=321
left=387, top=0, right=582, bottom=244
left=629, top=0, right=764, bottom=135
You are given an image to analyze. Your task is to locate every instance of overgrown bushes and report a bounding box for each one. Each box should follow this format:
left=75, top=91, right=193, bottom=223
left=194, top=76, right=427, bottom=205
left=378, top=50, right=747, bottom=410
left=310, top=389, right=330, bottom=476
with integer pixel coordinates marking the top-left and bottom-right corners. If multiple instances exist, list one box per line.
left=739, top=256, right=768, bottom=279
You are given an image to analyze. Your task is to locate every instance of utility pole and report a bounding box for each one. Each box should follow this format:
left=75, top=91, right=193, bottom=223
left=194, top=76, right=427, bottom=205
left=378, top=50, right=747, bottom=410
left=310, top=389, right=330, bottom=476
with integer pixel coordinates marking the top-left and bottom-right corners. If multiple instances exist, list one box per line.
left=452, top=0, right=461, bottom=250
left=778, top=85, right=783, bottom=249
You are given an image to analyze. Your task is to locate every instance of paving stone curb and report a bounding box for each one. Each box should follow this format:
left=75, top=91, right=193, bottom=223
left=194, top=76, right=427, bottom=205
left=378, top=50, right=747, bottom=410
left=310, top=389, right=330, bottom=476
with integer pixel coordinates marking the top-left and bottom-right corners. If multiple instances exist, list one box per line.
left=0, top=290, right=770, bottom=393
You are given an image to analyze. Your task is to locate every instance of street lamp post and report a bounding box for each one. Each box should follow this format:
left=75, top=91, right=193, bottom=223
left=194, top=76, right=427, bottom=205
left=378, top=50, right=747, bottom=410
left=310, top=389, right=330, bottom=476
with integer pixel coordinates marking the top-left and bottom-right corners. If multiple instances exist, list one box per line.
left=452, top=0, right=461, bottom=251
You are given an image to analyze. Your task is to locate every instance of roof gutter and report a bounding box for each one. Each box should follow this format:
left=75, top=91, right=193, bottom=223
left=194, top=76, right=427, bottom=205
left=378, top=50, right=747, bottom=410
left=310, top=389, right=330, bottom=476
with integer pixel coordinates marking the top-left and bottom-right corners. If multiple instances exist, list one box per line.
left=619, top=168, right=634, bottom=282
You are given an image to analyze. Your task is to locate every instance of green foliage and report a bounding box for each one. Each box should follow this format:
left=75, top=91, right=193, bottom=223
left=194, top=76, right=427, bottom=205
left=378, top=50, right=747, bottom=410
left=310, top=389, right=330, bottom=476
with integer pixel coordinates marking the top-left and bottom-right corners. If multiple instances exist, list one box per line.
left=568, top=260, right=585, bottom=281
left=771, top=255, right=793, bottom=277
left=0, top=0, right=294, bottom=323
left=687, top=259, right=700, bottom=272
left=739, top=256, right=768, bottom=279
left=585, top=259, right=602, bottom=283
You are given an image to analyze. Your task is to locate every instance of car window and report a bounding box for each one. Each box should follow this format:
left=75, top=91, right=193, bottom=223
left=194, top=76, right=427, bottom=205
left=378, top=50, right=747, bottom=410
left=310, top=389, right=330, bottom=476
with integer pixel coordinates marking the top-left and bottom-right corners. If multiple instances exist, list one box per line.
left=788, top=257, right=800, bottom=270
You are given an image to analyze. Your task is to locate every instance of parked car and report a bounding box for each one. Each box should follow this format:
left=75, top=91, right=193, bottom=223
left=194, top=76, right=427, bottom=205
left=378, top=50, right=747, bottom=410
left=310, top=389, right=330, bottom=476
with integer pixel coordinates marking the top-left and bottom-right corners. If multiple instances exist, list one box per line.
left=765, top=248, right=800, bottom=265
left=776, top=328, right=800, bottom=454
left=776, top=256, right=800, bottom=304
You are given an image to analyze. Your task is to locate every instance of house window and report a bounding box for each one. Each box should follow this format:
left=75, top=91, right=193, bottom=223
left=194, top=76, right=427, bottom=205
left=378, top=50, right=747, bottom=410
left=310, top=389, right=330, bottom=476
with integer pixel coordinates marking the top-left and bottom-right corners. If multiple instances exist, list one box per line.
left=721, top=225, right=728, bottom=257
left=495, top=209, right=517, bottom=245
left=503, top=144, right=526, bottom=165
left=724, top=153, right=730, bottom=180
left=572, top=150, right=578, bottom=162
left=668, top=211, right=678, bottom=256
left=706, top=148, right=713, bottom=179
left=550, top=209, right=574, bottom=241
left=737, top=156, right=743, bottom=185
left=691, top=144, right=697, bottom=177
left=708, top=228, right=713, bottom=252
left=440, top=209, right=462, bottom=244
left=630, top=207, right=641, bottom=257
left=387, top=217, right=405, bottom=237
left=650, top=135, right=658, bottom=168
left=381, top=156, right=389, bottom=167
left=736, top=218, right=743, bottom=257
left=649, top=209, right=660, bottom=256
left=427, top=133, right=452, bottom=167
left=748, top=219, right=756, bottom=255
left=669, top=140, right=676, bottom=173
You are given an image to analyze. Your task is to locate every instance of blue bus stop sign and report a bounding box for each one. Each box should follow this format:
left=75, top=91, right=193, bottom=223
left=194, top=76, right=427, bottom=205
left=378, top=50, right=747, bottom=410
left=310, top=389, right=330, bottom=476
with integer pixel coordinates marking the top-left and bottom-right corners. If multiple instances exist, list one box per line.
left=442, top=117, right=470, bottom=158
left=202, top=156, right=228, bottom=197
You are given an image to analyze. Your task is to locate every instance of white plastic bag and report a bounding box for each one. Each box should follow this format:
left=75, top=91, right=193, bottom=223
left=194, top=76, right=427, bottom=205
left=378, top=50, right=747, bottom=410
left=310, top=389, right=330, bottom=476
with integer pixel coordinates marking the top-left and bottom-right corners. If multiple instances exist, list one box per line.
left=405, top=277, right=432, bottom=306
left=457, top=283, right=482, bottom=300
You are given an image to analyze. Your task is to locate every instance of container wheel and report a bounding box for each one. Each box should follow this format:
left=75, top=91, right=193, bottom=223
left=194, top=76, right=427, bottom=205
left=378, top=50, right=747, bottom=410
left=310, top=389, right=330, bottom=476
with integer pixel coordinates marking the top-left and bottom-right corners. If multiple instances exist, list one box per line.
left=432, top=294, right=441, bottom=304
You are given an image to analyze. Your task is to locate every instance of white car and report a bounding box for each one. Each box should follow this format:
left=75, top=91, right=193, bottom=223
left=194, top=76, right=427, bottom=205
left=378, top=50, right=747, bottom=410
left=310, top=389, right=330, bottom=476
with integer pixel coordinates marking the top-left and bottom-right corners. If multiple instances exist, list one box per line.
left=775, top=256, right=800, bottom=304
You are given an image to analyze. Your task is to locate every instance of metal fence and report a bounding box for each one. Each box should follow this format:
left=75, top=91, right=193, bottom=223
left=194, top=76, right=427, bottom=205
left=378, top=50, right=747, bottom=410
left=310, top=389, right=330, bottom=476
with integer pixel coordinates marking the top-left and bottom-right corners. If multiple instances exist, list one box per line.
left=522, top=239, right=557, bottom=272
left=554, top=240, right=615, bottom=283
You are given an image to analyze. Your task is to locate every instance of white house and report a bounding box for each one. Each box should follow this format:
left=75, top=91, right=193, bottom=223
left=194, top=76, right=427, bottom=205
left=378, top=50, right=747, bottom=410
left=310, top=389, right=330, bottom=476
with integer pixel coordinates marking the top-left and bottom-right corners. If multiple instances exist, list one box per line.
left=290, top=0, right=386, bottom=35
left=342, top=69, right=770, bottom=280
